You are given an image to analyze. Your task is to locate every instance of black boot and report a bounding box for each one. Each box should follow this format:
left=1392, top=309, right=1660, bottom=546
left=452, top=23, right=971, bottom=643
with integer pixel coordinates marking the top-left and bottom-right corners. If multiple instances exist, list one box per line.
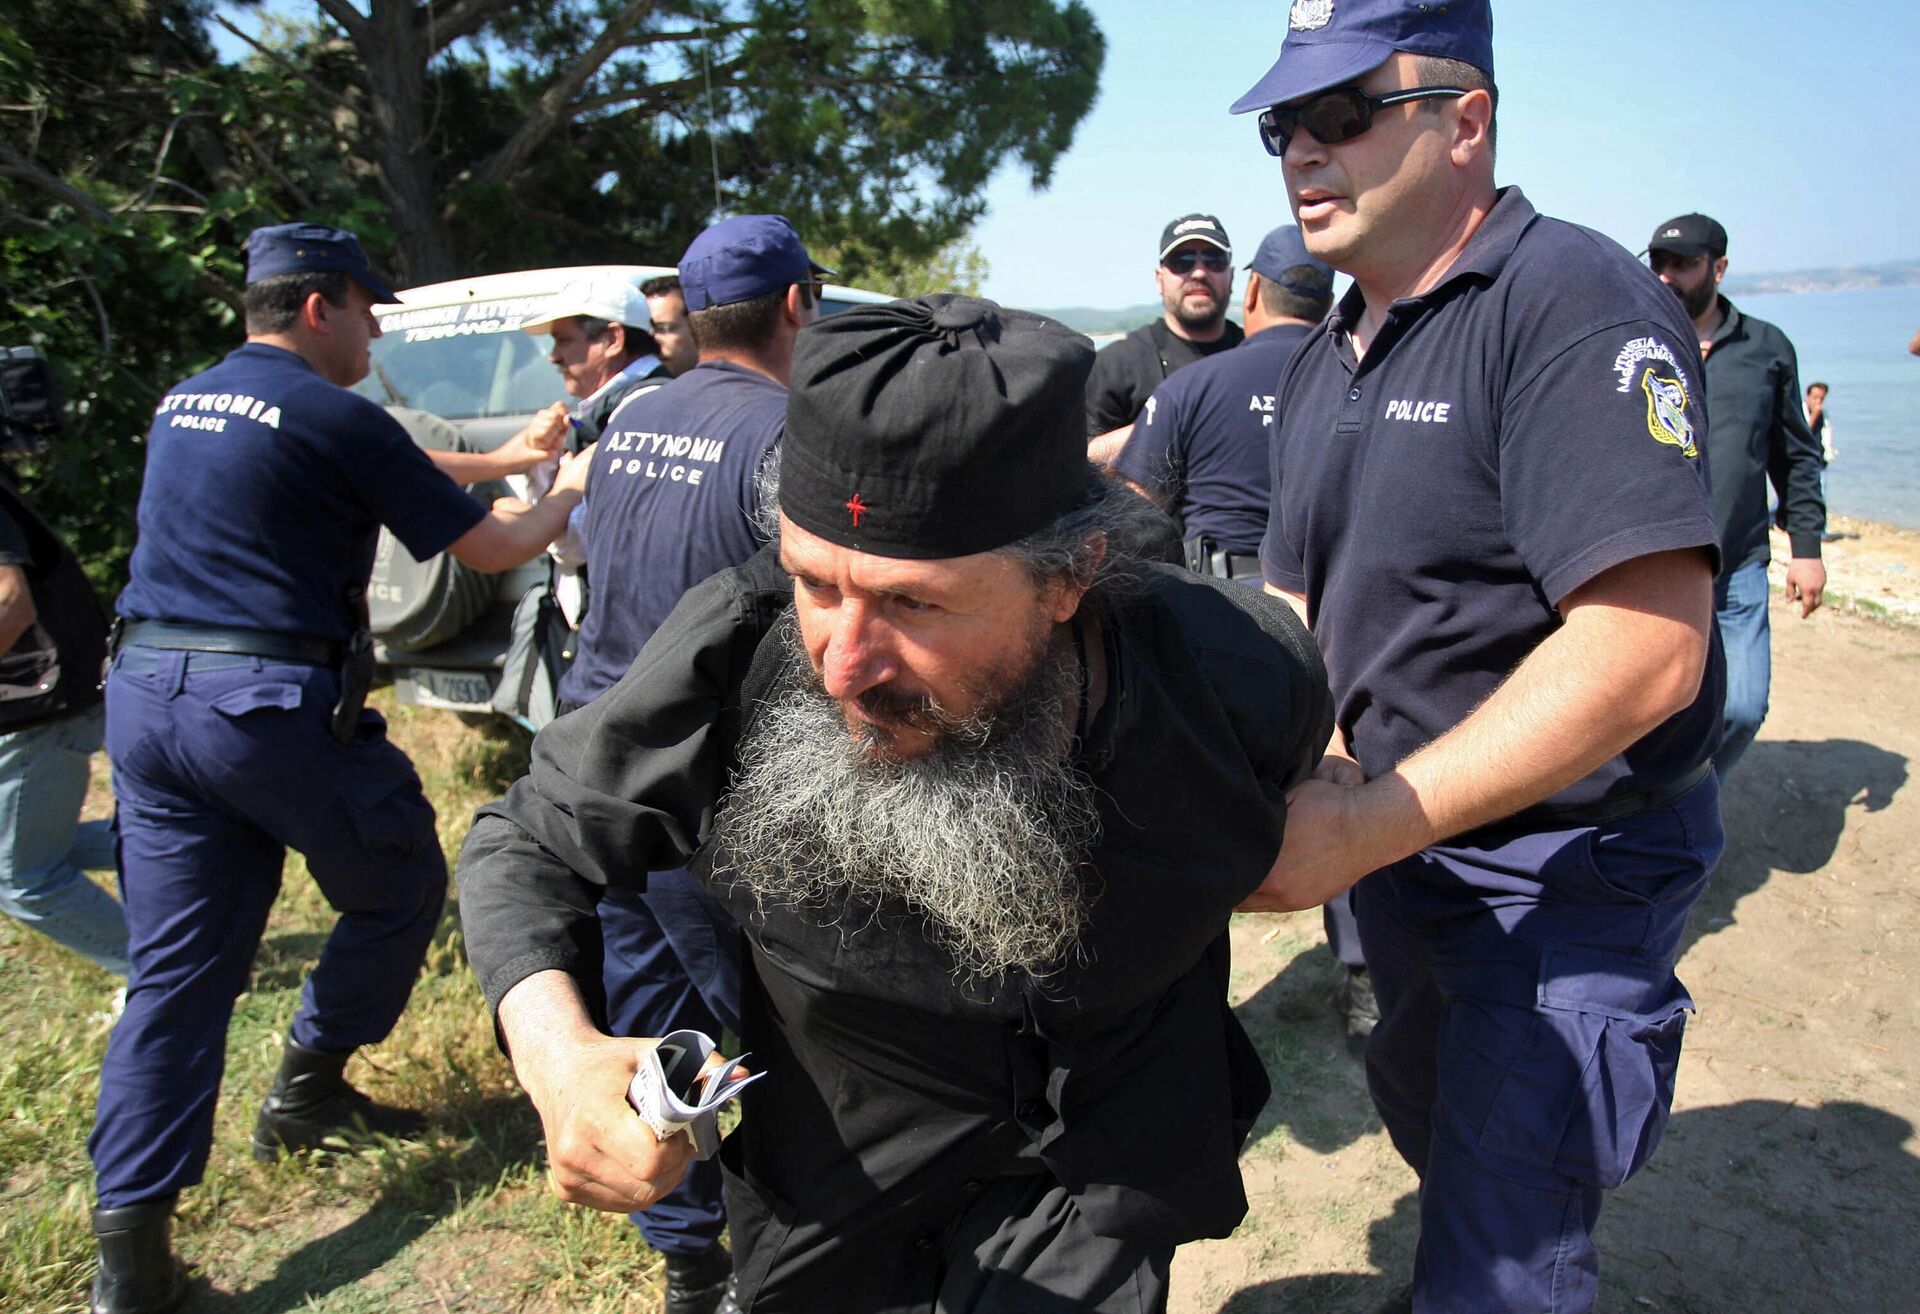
left=250, top=1036, right=428, bottom=1162
left=663, top=1243, right=740, bottom=1314
left=90, top=1196, right=186, bottom=1314
left=1335, top=965, right=1381, bottom=1058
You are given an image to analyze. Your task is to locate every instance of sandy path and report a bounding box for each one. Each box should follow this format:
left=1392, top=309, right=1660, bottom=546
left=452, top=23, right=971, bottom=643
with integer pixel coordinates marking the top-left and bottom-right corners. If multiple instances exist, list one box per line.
left=1176, top=597, right=1920, bottom=1314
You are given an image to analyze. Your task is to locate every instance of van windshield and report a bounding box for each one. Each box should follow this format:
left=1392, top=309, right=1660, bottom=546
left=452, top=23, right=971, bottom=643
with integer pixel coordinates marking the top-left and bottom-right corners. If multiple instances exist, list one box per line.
left=353, top=295, right=568, bottom=419
left=353, top=290, right=884, bottom=420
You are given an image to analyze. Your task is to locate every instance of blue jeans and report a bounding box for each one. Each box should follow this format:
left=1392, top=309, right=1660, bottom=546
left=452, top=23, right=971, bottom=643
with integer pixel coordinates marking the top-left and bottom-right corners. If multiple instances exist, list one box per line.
left=1713, top=561, right=1771, bottom=776
left=0, top=704, right=129, bottom=974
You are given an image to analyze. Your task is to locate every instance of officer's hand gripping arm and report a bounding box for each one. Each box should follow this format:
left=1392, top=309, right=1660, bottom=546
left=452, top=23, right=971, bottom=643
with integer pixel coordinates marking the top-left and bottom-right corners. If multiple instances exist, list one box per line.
left=446, top=485, right=584, bottom=573
left=1246, top=548, right=1713, bottom=912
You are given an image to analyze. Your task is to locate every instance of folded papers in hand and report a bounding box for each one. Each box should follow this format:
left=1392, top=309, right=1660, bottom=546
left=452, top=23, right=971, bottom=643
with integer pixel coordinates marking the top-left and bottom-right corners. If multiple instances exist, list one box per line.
left=625, top=1029, right=763, bottom=1161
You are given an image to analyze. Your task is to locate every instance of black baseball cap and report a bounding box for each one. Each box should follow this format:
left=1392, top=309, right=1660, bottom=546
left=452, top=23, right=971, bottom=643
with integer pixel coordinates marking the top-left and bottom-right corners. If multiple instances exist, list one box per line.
left=1159, top=214, right=1232, bottom=261
left=1646, top=214, right=1728, bottom=260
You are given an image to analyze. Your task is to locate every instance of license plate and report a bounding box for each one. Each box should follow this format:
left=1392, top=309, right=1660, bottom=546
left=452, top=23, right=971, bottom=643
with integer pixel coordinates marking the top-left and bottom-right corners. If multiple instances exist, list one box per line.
left=407, top=669, right=495, bottom=711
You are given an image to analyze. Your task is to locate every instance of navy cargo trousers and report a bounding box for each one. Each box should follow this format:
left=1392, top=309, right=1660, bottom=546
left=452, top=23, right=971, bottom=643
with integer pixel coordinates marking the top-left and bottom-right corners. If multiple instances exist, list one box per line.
left=91, top=647, right=446, bottom=1209
left=1355, top=773, right=1722, bottom=1314
left=598, top=875, right=743, bottom=1255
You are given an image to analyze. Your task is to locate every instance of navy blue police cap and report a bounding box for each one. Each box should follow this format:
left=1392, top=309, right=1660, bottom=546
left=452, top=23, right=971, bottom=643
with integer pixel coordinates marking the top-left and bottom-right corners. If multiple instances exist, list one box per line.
left=243, top=223, right=399, bottom=302
left=678, top=215, right=834, bottom=313
left=1230, top=0, right=1494, bottom=115
left=1246, top=224, right=1334, bottom=296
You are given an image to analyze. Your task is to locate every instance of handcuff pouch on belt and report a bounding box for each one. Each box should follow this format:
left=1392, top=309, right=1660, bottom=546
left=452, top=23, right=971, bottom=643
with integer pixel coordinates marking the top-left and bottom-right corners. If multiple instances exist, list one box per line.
left=331, top=582, right=374, bottom=744
left=1183, top=534, right=1262, bottom=582
left=1184, top=533, right=1221, bottom=577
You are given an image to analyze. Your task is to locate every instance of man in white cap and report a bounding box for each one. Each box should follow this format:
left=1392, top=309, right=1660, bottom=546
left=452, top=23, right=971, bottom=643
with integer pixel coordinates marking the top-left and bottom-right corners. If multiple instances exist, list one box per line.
left=514, top=273, right=671, bottom=454
left=508, top=275, right=672, bottom=699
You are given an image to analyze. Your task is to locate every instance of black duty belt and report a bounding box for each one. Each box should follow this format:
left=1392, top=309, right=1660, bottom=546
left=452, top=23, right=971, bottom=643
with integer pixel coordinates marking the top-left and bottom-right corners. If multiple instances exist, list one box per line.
left=116, top=619, right=341, bottom=667
left=1184, top=535, right=1264, bottom=582
left=1452, top=758, right=1714, bottom=847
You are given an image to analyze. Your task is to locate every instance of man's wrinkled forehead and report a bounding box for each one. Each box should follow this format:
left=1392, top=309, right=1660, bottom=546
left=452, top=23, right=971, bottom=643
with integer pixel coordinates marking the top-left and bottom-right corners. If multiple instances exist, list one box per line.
left=778, top=514, right=970, bottom=589
left=777, top=514, right=1050, bottom=626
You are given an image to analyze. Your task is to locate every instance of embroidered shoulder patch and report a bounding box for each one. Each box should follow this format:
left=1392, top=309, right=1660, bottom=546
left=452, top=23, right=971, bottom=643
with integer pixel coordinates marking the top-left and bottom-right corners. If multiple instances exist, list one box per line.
left=1640, top=369, right=1698, bottom=459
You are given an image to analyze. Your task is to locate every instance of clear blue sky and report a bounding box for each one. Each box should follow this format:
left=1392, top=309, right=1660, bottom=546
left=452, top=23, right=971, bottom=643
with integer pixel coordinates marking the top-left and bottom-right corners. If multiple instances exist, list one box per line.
left=978, top=0, right=1920, bottom=310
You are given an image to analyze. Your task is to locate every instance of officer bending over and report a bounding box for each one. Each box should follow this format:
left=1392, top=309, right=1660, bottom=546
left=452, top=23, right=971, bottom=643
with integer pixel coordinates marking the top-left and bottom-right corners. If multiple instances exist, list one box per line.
left=87, top=223, right=592, bottom=1314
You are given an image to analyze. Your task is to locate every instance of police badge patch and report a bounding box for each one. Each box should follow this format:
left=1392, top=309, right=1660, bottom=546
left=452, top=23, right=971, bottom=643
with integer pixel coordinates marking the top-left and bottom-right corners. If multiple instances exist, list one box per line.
left=1290, top=0, right=1333, bottom=31
left=1640, top=369, right=1698, bottom=459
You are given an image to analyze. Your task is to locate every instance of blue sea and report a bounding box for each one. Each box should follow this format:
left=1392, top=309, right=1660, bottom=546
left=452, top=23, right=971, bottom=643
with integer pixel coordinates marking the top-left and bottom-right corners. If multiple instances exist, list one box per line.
left=1733, top=285, right=1920, bottom=531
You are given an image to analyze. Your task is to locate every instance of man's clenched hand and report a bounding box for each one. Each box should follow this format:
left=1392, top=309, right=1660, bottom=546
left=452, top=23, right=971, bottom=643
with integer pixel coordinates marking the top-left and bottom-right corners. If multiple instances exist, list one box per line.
left=498, top=970, right=695, bottom=1214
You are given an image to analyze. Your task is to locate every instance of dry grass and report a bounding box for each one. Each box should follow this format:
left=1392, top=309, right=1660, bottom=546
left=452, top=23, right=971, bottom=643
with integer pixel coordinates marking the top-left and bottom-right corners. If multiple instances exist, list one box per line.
left=0, top=692, right=675, bottom=1313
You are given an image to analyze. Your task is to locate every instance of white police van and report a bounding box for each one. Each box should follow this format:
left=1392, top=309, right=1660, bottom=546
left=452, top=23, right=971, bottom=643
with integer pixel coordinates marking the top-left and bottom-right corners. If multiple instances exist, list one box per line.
left=351, top=265, right=894, bottom=726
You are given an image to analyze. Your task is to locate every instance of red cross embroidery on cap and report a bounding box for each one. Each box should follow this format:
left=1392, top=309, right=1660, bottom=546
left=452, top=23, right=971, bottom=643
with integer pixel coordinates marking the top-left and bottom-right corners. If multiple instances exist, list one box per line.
left=846, top=493, right=869, bottom=527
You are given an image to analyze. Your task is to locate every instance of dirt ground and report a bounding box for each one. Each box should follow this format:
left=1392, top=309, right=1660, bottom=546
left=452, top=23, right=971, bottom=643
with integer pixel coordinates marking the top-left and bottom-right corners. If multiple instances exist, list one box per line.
left=28, top=528, right=1916, bottom=1313
left=1797, top=516, right=1920, bottom=625
left=1174, top=589, right=1920, bottom=1313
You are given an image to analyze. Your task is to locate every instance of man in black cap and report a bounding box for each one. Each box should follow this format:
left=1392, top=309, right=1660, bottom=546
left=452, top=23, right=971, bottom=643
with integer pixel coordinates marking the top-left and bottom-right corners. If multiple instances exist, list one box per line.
left=457, top=294, right=1334, bottom=1310
left=551, top=213, right=826, bottom=1314
left=88, top=222, right=593, bottom=1314
left=1112, top=223, right=1332, bottom=583
left=1646, top=212, right=1826, bottom=777
left=1233, top=3, right=1726, bottom=1311
left=1109, top=222, right=1368, bottom=1049
left=1084, top=213, right=1244, bottom=464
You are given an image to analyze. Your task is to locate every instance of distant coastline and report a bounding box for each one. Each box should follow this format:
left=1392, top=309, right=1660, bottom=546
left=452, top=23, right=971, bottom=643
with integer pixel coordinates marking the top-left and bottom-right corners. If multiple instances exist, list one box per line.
left=1042, top=258, right=1920, bottom=336
left=1725, top=258, right=1920, bottom=297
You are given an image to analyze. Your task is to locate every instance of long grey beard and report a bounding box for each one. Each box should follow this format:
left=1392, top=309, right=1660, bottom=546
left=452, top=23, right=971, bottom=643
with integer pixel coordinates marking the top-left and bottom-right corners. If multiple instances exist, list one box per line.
left=712, top=622, right=1101, bottom=981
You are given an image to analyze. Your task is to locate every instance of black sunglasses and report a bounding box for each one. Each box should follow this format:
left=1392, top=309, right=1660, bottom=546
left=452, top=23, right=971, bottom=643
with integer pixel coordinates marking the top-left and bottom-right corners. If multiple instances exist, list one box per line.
left=1257, top=85, right=1469, bottom=156
left=1162, top=249, right=1233, bottom=275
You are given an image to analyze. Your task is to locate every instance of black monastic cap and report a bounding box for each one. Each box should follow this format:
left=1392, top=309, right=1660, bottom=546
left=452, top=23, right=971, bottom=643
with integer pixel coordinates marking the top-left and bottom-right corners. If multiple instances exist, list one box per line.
left=780, top=294, right=1096, bottom=560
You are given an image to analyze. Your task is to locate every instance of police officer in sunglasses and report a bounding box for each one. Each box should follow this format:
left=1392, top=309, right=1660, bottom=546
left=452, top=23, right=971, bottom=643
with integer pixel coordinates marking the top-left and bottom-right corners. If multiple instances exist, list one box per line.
left=1232, top=2, right=1727, bottom=1312
left=1083, top=214, right=1243, bottom=464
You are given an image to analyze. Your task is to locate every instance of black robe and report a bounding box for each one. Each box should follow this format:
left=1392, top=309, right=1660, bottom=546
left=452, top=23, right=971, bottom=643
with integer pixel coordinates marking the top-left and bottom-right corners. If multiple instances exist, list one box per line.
left=456, top=547, right=1332, bottom=1301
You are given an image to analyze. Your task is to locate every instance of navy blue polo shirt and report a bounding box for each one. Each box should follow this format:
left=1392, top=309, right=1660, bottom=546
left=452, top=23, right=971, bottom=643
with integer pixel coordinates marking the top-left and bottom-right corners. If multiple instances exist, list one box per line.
left=1112, top=322, right=1312, bottom=554
left=118, top=343, right=485, bottom=641
left=1262, top=188, right=1724, bottom=809
left=558, top=360, right=784, bottom=705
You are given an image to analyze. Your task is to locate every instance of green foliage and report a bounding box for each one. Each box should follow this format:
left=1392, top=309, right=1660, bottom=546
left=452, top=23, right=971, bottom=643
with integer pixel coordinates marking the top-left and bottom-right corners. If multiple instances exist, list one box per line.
left=1, top=0, right=1103, bottom=587
left=817, top=236, right=990, bottom=299
left=0, top=0, right=377, bottom=591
